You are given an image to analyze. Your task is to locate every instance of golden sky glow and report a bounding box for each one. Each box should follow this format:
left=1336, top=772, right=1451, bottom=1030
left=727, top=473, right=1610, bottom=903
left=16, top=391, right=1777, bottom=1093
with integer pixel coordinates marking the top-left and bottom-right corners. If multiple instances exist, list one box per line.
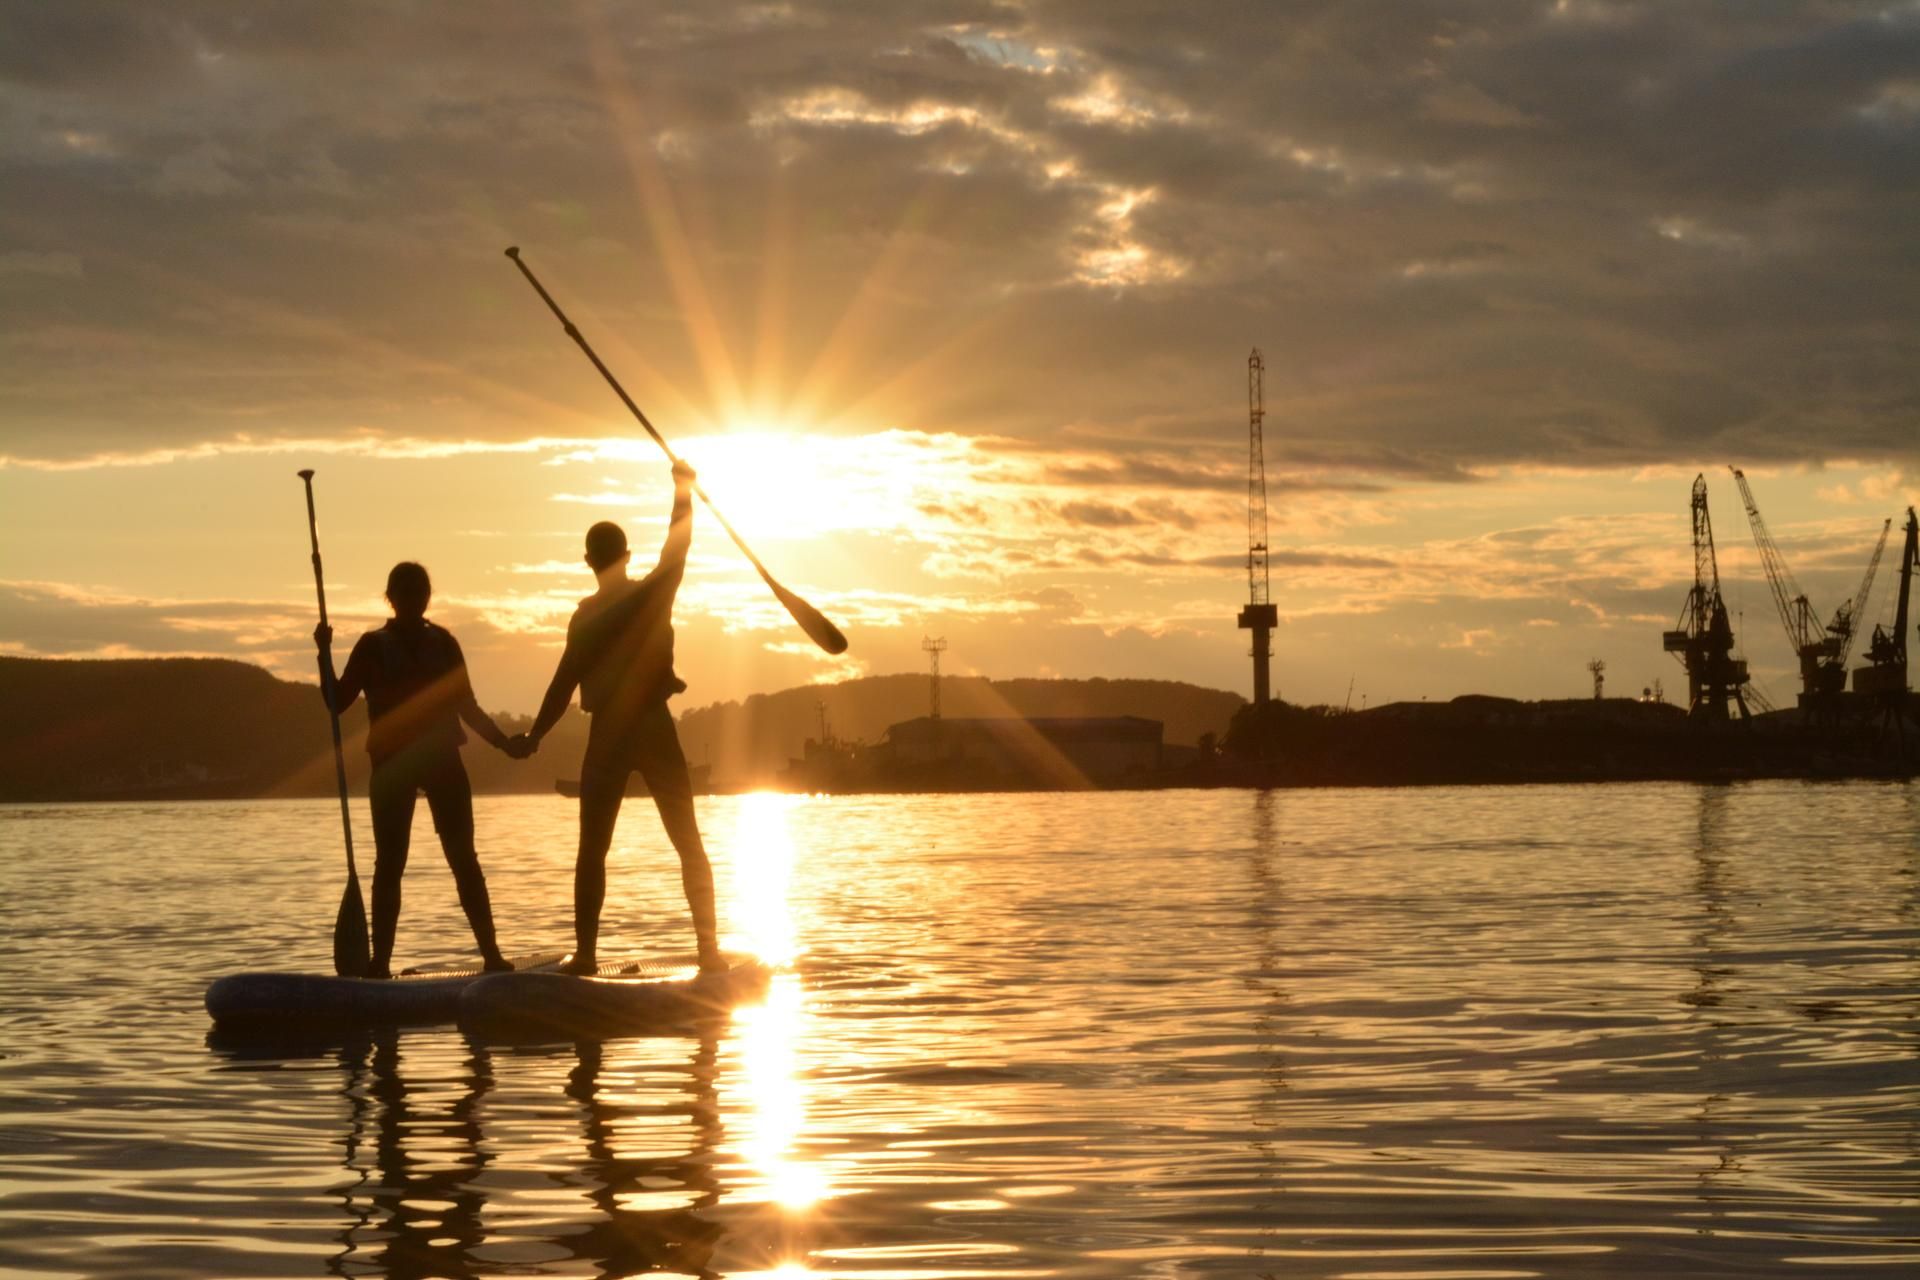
left=1, top=435, right=1909, bottom=714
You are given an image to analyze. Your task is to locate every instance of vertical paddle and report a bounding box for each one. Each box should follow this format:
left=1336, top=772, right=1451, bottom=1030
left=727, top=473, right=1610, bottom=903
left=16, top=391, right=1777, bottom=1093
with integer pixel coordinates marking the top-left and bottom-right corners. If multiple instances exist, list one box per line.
left=503, top=245, right=848, bottom=655
left=298, top=469, right=371, bottom=978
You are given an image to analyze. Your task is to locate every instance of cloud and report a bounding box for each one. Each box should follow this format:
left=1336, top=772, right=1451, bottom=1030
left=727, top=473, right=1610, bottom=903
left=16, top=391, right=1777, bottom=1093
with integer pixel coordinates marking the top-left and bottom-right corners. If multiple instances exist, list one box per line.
left=1056, top=499, right=1147, bottom=528
left=0, top=579, right=317, bottom=668
left=0, top=249, right=82, bottom=277
left=0, top=1, right=1914, bottom=476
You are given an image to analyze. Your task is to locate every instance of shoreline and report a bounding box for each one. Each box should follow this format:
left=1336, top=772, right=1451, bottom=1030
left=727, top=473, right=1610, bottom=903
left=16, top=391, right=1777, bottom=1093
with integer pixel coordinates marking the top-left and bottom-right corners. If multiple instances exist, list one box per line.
left=8, top=760, right=1916, bottom=804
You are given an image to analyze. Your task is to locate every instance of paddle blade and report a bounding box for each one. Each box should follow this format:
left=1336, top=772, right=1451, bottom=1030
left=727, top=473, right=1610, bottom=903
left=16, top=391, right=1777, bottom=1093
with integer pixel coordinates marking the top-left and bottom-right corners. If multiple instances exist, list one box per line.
left=770, top=580, right=848, bottom=655
left=333, top=876, right=371, bottom=978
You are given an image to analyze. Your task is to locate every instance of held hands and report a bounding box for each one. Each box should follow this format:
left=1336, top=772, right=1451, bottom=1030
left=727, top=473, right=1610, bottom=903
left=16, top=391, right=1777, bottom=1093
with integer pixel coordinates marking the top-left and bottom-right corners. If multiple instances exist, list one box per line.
left=503, top=733, right=538, bottom=760
left=313, top=621, right=333, bottom=650
left=671, top=459, right=697, bottom=490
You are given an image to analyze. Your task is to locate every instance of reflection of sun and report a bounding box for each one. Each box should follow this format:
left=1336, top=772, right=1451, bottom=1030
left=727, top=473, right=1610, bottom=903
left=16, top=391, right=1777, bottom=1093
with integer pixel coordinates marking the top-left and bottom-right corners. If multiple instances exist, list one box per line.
left=736, top=975, right=826, bottom=1210
left=730, top=791, right=803, bottom=967
left=727, top=792, right=827, bottom=1213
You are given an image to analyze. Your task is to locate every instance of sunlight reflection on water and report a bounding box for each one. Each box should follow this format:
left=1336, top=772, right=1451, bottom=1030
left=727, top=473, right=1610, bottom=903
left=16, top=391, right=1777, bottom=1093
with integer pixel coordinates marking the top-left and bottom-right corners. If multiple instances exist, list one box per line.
left=0, top=782, right=1916, bottom=1278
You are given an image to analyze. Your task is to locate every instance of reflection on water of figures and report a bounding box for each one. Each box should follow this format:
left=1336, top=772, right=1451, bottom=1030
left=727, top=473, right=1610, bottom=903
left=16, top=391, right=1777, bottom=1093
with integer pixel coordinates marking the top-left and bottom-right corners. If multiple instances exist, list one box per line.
left=0, top=783, right=1918, bottom=1278
left=297, top=1031, right=729, bottom=1276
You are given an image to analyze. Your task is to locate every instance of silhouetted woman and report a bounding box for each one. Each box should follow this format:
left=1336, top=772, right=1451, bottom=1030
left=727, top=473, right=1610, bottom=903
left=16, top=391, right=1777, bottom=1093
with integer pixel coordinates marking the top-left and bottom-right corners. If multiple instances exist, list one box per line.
left=315, top=561, right=517, bottom=979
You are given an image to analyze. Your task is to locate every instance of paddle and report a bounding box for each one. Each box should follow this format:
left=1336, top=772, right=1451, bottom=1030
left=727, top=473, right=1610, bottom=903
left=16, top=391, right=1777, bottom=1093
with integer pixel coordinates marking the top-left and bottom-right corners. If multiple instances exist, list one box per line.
left=503, top=245, right=849, bottom=656
left=298, top=469, right=371, bottom=978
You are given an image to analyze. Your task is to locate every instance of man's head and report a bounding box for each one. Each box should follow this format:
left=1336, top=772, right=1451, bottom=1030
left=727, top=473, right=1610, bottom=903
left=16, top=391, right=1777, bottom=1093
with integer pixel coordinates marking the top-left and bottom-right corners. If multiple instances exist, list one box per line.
left=585, top=521, right=630, bottom=573
left=385, top=561, right=431, bottom=619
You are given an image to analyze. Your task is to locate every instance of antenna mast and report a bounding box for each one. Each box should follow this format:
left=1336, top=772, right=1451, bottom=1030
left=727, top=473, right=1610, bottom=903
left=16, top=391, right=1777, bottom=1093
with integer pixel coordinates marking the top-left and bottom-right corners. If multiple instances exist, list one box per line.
left=1236, top=349, right=1279, bottom=705
left=922, top=636, right=947, bottom=721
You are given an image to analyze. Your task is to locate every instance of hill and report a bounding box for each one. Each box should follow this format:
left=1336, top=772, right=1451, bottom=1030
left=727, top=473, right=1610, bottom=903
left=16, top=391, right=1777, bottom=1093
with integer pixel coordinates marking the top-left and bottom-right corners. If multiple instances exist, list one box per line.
left=0, top=657, right=1245, bottom=800
left=0, top=656, right=587, bottom=801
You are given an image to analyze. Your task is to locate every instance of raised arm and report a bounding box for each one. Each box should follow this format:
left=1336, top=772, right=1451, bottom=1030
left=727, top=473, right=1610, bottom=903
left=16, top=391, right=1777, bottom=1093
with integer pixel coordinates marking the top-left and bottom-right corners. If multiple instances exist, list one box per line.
left=647, top=460, right=696, bottom=585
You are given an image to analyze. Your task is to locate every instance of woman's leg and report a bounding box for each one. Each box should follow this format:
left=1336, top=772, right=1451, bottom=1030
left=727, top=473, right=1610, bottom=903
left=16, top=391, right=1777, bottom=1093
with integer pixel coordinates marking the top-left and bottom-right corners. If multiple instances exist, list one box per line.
left=421, top=754, right=507, bottom=968
left=367, top=760, right=418, bottom=979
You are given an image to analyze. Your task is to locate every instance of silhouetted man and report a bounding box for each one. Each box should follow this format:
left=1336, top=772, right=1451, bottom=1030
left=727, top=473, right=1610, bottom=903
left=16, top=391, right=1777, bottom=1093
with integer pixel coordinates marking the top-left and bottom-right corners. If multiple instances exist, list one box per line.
left=516, top=460, right=724, bottom=975
left=315, top=561, right=521, bottom=979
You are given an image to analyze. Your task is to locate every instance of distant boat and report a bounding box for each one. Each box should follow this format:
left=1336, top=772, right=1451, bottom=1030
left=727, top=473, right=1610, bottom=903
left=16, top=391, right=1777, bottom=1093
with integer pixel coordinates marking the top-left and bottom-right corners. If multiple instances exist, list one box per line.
left=554, top=764, right=712, bottom=799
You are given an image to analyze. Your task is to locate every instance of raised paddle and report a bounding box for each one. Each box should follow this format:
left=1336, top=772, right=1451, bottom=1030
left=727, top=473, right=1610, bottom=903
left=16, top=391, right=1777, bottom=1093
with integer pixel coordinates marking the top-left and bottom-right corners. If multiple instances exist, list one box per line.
left=298, top=469, right=371, bottom=978
left=504, top=245, right=849, bottom=656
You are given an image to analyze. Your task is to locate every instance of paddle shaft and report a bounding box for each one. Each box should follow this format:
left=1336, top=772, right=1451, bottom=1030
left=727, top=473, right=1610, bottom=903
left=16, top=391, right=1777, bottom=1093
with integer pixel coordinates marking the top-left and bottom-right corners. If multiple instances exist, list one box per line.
left=503, top=246, right=840, bottom=645
left=298, top=471, right=360, bottom=882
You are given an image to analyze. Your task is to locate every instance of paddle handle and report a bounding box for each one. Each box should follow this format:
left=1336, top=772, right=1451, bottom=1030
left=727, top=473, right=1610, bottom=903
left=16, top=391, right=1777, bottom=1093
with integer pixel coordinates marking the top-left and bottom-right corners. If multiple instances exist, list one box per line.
left=299, top=470, right=358, bottom=878
left=503, top=246, right=776, bottom=585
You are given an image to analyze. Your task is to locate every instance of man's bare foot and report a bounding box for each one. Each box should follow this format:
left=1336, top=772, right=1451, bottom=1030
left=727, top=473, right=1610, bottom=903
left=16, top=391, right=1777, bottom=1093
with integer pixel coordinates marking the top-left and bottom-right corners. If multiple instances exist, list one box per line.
left=482, top=954, right=513, bottom=973
left=560, top=953, right=598, bottom=976
left=366, top=965, right=392, bottom=982
left=697, top=950, right=729, bottom=975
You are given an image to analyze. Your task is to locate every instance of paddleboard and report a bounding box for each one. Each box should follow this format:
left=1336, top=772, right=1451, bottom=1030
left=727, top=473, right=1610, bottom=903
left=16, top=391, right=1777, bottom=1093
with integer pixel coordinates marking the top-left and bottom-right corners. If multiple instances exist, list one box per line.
left=203, top=951, right=650, bottom=1029
left=457, top=957, right=772, bottom=1043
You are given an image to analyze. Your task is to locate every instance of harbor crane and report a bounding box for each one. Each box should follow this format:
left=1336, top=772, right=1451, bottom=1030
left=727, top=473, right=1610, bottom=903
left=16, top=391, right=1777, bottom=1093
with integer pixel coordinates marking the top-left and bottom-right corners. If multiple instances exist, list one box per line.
left=1236, top=349, right=1279, bottom=706
left=1663, top=474, right=1750, bottom=722
left=1832, top=517, right=1892, bottom=671
left=1853, top=508, right=1918, bottom=742
left=1729, top=468, right=1889, bottom=709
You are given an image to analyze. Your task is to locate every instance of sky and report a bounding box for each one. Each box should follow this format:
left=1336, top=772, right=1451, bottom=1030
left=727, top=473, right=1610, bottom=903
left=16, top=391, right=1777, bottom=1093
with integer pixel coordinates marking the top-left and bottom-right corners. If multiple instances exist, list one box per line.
left=2, top=1, right=1918, bottom=717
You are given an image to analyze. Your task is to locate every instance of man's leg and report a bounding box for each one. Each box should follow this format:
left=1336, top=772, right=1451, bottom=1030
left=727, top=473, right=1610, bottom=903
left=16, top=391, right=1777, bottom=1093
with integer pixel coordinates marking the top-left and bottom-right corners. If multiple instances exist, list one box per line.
left=366, top=761, right=417, bottom=980
left=634, top=704, right=725, bottom=971
left=571, top=720, right=628, bottom=974
left=422, top=754, right=509, bottom=970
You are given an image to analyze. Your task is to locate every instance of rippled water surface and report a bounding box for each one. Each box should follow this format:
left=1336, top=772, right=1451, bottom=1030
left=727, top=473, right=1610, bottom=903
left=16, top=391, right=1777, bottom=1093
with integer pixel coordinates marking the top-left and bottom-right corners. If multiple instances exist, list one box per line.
left=1, top=783, right=1917, bottom=1278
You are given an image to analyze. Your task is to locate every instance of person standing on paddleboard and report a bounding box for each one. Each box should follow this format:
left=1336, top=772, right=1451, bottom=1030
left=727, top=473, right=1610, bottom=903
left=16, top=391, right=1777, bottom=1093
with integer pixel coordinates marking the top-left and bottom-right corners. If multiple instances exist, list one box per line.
left=514, top=459, right=725, bottom=976
left=314, top=561, right=522, bottom=979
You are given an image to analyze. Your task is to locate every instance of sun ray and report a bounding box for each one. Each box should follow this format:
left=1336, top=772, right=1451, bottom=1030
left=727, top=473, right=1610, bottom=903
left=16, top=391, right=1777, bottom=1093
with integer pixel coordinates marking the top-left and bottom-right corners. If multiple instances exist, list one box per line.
left=788, top=178, right=952, bottom=427
left=752, top=157, right=796, bottom=418
left=578, top=4, right=744, bottom=425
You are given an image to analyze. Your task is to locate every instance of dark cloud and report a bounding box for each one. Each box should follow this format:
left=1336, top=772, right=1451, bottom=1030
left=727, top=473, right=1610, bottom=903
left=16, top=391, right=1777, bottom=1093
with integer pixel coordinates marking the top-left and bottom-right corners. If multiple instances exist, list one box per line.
left=1081, top=548, right=1393, bottom=571
left=2, top=0, right=1916, bottom=471
left=1056, top=499, right=1147, bottom=527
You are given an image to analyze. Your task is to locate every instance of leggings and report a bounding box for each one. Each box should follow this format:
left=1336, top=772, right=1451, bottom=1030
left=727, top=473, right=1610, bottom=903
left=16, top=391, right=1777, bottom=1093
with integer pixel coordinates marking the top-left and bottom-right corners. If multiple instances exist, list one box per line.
left=368, top=750, right=499, bottom=968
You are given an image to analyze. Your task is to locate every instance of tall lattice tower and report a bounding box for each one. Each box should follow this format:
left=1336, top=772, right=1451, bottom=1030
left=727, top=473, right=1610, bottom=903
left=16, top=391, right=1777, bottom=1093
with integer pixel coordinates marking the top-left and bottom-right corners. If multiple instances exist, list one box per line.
left=1237, top=349, right=1279, bottom=705
left=1588, top=658, right=1606, bottom=701
left=922, top=636, right=947, bottom=720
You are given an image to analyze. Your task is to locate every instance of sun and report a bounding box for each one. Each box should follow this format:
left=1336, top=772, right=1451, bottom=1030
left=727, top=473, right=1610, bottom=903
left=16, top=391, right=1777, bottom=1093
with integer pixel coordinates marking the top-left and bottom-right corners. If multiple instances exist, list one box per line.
left=673, top=425, right=928, bottom=544
left=675, top=428, right=835, bottom=544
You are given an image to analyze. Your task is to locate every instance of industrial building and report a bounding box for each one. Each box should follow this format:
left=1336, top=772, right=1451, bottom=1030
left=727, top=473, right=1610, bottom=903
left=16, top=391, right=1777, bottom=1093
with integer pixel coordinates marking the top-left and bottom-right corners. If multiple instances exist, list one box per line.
left=883, top=716, right=1164, bottom=787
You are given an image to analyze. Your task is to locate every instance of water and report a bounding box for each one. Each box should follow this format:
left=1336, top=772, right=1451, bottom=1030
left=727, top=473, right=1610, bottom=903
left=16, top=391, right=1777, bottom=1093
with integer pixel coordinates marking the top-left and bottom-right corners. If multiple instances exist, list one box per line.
left=1, top=783, right=1916, bottom=1278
